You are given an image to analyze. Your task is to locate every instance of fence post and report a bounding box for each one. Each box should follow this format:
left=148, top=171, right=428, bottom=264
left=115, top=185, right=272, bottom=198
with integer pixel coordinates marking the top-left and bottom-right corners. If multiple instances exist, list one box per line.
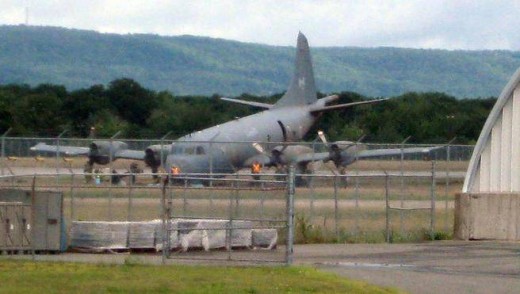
left=430, top=160, right=436, bottom=240
left=31, top=175, right=36, bottom=261
left=333, top=175, right=339, bottom=242
left=70, top=174, right=75, bottom=222
left=208, top=132, right=219, bottom=188
left=445, top=137, right=456, bottom=233
left=286, top=165, right=295, bottom=265
left=160, top=131, right=172, bottom=169
left=161, top=178, right=167, bottom=264
left=354, top=141, right=361, bottom=235
left=227, top=175, right=235, bottom=261
left=399, top=136, right=411, bottom=235
left=1, top=128, right=12, bottom=176
left=234, top=172, right=240, bottom=217
left=55, top=130, right=67, bottom=186
left=108, top=131, right=121, bottom=221
left=127, top=175, right=134, bottom=222
left=385, top=173, right=390, bottom=243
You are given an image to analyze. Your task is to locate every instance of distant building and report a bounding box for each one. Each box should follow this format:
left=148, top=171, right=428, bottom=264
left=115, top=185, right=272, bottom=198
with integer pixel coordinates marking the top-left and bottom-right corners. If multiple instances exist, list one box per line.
left=464, top=68, right=520, bottom=192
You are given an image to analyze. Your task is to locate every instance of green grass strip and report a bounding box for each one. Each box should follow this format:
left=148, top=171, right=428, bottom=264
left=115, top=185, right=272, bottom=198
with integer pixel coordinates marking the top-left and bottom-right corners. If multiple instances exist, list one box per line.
left=0, top=260, right=401, bottom=293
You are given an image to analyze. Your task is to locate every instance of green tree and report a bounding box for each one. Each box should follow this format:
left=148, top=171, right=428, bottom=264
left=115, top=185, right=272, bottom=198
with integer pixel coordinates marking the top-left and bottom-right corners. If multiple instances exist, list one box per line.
left=106, top=78, right=157, bottom=126
left=63, top=85, right=110, bottom=136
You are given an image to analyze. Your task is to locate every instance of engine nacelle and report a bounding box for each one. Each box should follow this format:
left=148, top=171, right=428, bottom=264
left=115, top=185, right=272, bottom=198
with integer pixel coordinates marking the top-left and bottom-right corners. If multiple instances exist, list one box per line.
left=144, top=144, right=170, bottom=172
left=89, top=140, right=128, bottom=165
left=329, top=141, right=367, bottom=168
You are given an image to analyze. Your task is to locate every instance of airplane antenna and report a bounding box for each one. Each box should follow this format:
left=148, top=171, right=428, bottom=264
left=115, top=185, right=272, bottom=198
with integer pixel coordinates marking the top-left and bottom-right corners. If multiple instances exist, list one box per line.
left=25, top=7, right=29, bottom=25
left=24, top=0, right=30, bottom=26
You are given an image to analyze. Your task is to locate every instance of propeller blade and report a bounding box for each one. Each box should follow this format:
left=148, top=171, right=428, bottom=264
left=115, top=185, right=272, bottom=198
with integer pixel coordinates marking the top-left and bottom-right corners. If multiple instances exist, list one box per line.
left=252, top=142, right=266, bottom=154
left=317, top=130, right=328, bottom=144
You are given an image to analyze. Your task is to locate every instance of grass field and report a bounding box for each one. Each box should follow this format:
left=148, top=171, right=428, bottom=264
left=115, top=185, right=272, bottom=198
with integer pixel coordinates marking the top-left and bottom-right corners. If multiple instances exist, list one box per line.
left=0, top=260, right=400, bottom=293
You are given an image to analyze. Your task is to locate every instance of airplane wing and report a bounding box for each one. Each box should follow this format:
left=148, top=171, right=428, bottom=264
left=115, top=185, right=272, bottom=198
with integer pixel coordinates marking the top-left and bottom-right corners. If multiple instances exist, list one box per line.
left=355, top=146, right=442, bottom=159
left=259, top=146, right=442, bottom=167
left=291, top=151, right=331, bottom=165
left=29, top=142, right=90, bottom=156
left=220, top=97, right=273, bottom=109
left=310, top=98, right=388, bottom=114
left=114, top=149, right=146, bottom=160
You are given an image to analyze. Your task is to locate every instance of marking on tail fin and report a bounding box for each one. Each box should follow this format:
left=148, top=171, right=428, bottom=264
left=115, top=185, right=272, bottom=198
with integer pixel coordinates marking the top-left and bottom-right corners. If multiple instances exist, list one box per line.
left=274, top=32, right=317, bottom=108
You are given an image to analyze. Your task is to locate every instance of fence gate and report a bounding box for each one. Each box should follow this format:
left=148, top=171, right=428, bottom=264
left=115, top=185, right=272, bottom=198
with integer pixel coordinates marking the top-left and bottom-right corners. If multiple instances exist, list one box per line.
left=162, top=167, right=295, bottom=265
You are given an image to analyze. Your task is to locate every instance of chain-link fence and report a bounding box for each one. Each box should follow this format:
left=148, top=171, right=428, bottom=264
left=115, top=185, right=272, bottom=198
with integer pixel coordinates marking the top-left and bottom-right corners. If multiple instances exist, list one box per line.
left=0, top=137, right=470, bottom=261
left=161, top=170, right=294, bottom=264
left=1, top=168, right=450, bottom=265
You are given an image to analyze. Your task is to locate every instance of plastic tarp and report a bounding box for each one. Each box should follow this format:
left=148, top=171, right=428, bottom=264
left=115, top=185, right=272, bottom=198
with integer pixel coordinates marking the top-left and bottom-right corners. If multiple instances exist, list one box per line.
left=70, top=221, right=129, bottom=249
left=70, top=219, right=273, bottom=252
left=252, top=229, right=278, bottom=249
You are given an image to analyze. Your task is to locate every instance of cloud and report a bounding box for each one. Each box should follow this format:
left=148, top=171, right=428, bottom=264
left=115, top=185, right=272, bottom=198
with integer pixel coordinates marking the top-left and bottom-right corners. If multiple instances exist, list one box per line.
left=1, top=0, right=519, bottom=50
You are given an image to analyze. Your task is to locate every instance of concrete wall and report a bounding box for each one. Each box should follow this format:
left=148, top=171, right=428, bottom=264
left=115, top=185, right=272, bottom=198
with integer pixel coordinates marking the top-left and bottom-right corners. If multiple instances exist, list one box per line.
left=455, top=193, right=520, bottom=240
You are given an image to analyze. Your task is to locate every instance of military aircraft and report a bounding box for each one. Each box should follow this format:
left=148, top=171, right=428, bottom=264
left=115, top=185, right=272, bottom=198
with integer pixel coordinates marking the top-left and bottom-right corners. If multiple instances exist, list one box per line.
left=160, top=32, right=439, bottom=176
left=30, top=32, right=438, bottom=179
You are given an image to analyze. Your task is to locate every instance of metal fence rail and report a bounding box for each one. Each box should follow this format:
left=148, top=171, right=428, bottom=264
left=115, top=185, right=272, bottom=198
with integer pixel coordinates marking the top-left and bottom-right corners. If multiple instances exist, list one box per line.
left=0, top=158, right=451, bottom=264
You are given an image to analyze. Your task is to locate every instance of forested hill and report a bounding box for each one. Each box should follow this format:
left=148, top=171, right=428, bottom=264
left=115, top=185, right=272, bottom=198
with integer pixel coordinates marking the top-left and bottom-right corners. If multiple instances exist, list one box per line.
left=2, top=25, right=520, bottom=98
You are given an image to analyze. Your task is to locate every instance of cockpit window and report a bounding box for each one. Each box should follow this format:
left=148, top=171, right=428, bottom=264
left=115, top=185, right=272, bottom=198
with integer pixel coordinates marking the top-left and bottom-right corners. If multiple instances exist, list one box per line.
left=171, top=146, right=180, bottom=154
left=171, top=145, right=205, bottom=155
left=196, top=146, right=205, bottom=155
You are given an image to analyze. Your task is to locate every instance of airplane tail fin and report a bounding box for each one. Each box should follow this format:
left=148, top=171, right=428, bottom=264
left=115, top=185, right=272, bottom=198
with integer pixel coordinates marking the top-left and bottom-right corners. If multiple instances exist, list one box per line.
left=273, top=32, right=317, bottom=108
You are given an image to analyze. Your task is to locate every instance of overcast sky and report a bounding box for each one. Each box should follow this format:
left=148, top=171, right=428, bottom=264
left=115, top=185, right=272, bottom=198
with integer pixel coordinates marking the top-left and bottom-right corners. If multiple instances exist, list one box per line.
left=1, top=0, right=520, bottom=50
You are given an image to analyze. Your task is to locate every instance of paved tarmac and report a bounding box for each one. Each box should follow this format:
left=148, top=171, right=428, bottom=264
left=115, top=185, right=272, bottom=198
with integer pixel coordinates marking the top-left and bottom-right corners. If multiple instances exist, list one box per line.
left=3, top=241, right=518, bottom=293
left=294, top=241, right=520, bottom=294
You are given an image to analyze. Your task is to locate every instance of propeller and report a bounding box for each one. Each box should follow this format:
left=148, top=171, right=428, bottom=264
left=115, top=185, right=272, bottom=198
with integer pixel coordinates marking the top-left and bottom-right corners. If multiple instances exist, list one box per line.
left=317, top=131, right=342, bottom=169
left=251, top=120, right=292, bottom=169
left=317, top=131, right=365, bottom=175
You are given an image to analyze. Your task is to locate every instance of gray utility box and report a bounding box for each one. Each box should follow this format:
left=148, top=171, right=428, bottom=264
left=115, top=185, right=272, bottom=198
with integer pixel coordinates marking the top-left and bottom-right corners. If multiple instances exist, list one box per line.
left=0, top=202, right=31, bottom=249
left=0, top=189, right=64, bottom=251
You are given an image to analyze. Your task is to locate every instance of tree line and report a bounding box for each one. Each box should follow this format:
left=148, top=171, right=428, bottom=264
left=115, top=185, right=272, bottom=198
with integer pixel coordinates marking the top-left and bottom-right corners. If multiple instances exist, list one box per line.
left=0, top=78, right=495, bottom=144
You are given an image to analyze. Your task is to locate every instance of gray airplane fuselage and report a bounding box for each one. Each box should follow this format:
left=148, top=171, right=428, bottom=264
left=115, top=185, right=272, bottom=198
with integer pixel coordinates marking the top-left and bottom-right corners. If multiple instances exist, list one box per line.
left=166, top=106, right=317, bottom=174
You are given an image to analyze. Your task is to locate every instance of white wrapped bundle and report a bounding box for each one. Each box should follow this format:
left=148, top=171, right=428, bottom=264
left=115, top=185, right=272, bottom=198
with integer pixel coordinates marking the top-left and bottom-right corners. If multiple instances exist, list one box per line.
left=154, top=219, right=179, bottom=251
left=177, top=219, right=204, bottom=251
left=70, top=221, right=129, bottom=249
left=229, top=220, right=253, bottom=248
left=128, top=221, right=158, bottom=249
left=252, top=229, right=278, bottom=249
left=199, top=220, right=228, bottom=251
